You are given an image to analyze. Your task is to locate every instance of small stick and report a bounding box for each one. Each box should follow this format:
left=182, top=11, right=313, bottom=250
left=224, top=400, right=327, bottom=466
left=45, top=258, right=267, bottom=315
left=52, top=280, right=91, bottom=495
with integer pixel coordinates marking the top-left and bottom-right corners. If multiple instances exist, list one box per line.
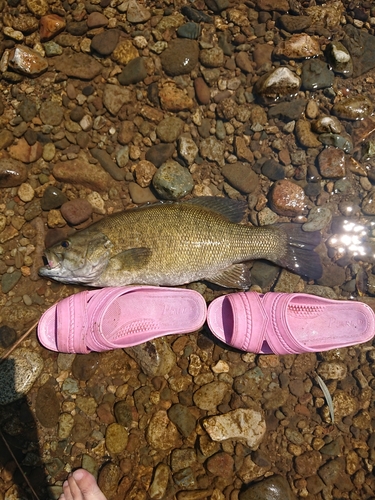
left=0, top=430, right=41, bottom=500
left=0, top=319, right=39, bottom=364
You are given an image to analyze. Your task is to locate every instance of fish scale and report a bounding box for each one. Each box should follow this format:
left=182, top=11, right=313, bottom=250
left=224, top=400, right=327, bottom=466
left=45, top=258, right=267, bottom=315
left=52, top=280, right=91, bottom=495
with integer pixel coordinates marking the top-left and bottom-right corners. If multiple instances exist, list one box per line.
left=39, top=197, right=322, bottom=288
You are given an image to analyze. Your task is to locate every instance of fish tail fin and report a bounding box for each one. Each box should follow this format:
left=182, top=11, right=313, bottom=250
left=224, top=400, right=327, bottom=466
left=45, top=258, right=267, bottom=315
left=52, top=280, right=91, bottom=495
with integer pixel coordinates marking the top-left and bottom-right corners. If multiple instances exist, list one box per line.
left=275, top=223, right=323, bottom=280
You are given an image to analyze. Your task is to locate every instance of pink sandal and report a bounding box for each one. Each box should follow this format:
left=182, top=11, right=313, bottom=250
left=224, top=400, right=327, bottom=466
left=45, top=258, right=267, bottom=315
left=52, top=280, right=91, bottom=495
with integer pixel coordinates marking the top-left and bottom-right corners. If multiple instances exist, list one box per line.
left=207, top=292, right=375, bottom=354
left=38, top=286, right=206, bottom=353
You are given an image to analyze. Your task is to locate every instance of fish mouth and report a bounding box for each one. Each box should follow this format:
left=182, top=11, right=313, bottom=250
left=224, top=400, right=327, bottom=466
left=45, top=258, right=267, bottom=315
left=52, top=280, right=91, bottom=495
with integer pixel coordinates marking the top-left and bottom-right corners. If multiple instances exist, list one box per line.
left=39, top=251, right=61, bottom=275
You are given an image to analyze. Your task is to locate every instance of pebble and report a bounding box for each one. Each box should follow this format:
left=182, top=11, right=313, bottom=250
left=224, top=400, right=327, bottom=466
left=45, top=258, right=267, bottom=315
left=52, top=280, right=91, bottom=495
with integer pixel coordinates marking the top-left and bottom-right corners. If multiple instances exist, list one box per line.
left=91, top=148, right=124, bottom=181
left=317, top=361, right=347, bottom=381
left=41, top=186, right=68, bottom=210
left=60, top=199, right=93, bottom=225
left=17, top=182, right=34, bottom=202
left=149, top=463, right=170, bottom=500
left=112, top=39, right=139, bottom=65
left=91, top=29, right=120, bottom=56
left=0, top=348, right=43, bottom=405
left=254, top=67, right=301, bottom=100
left=318, top=147, right=346, bottom=178
left=133, top=160, right=157, bottom=188
left=0, top=158, right=28, bottom=187
left=261, top=159, right=285, bottom=181
left=193, top=381, right=230, bottom=410
left=152, top=159, right=194, bottom=200
left=103, top=84, right=132, bottom=116
left=177, top=22, right=200, bottom=40
left=168, top=404, right=197, bottom=438
left=199, top=136, right=225, bottom=167
left=128, top=182, right=158, bottom=204
left=203, top=408, right=266, bottom=448
left=269, top=180, right=306, bottom=217
left=127, top=338, right=176, bottom=377
left=86, top=12, right=108, bottom=28
left=302, top=206, right=332, bottom=232
left=0, top=325, right=17, bottom=348
left=39, top=14, right=66, bottom=41
left=312, top=115, right=342, bottom=134
left=332, top=95, right=374, bottom=121
left=146, top=409, right=182, bottom=451
left=279, top=14, right=312, bottom=32
left=295, top=119, right=321, bottom=148
left=178, top=135, right=199, bottom=166
left=200, top=47, right=224, bottom=68
left=9, top=138, right=43, bottom=163
left=9, top=45, right=48, bottom=76
left=239, top=475, right=297, bottom=500
left=160, top=39, right=199, bottom=76
left=126, top=0, right=151, bottom=23
left=118, top=57, right=147, bottom=86
left=318, top=133, right=352, bottom=153
left=326, top=41, right=353, bottom=76
left=105, top=423, right=128, bottom=454
left=35, top=383, right=60, bottom=427
left=156, top=116, right=184, bottom=143
left=274, top=33, right=321, bottom=59
left=301, top=59, right=334, bottom=90
left=159, top=82, right=194, bottom=112
left=54, top=52, right=103, bottom=79
left=222, top=162, right=259, bottom=194
left=342, top=25, right=375, bottom=78
left=98, top=463, right=121, bottom=499
left=53, top=158, right=114, bottom=191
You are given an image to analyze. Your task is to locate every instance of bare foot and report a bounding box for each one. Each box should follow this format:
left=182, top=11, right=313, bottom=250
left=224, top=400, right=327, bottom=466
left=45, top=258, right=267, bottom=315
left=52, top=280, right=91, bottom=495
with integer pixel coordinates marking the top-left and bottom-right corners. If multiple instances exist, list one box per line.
left=59, top=469, right=107, bottom=500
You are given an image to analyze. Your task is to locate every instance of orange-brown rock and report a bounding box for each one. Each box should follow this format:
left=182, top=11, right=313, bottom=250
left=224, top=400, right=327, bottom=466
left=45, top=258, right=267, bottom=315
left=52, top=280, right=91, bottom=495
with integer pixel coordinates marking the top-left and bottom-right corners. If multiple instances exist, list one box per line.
left=9, top=138, right=43, bottom=164
left=39, top=14, right=66, bottom=42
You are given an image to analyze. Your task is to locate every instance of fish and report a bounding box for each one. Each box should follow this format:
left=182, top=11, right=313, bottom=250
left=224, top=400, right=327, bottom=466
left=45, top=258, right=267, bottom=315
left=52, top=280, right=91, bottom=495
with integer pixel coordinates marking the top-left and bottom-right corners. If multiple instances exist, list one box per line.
left=39, top=197, right=323, bottom=288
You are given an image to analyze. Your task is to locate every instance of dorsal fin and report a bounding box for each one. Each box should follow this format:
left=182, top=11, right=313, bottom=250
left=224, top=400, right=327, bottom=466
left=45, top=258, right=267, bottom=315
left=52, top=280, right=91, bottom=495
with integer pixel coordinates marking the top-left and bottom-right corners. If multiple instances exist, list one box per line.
left=185, top=197, right=247, bottom=223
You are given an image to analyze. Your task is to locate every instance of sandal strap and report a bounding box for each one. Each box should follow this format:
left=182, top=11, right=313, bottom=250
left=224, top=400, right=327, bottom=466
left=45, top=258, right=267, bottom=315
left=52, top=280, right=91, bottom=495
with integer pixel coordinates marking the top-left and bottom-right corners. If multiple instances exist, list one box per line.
left=56, top=291, right=93, bottom=353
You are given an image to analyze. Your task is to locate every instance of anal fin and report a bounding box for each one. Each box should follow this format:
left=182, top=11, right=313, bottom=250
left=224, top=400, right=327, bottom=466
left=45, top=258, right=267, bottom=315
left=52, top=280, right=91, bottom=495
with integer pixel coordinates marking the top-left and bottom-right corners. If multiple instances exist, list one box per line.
left=205, top=263, right=251, bottom=289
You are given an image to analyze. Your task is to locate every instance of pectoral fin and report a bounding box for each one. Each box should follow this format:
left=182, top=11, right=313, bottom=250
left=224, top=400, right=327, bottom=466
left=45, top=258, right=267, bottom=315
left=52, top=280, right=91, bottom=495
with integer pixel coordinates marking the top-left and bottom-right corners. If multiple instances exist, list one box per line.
left=205, top=263, right=251, bottom=289
left=109, top=247, right=152, bottom=271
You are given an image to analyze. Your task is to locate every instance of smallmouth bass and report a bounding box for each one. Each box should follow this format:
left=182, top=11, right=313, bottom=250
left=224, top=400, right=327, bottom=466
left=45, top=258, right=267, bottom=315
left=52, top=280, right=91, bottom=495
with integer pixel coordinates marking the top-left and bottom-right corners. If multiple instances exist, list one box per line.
left=39, top=197, right=322, bottom=288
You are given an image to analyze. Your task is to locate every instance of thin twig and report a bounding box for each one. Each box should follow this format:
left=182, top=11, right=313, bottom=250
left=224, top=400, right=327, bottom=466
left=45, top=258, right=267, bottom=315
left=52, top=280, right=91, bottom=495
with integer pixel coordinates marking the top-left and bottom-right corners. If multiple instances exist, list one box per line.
left=0, top=430, right=41, bottom=500
left=0, top=319, right=39, bottom=364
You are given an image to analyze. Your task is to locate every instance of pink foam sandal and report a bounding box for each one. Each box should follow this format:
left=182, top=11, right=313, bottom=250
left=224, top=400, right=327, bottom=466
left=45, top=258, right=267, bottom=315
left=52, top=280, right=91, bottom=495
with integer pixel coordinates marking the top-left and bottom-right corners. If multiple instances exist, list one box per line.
left=207, top=292, right=375, bottom=354
left=38, top=286, right=207, bottom=353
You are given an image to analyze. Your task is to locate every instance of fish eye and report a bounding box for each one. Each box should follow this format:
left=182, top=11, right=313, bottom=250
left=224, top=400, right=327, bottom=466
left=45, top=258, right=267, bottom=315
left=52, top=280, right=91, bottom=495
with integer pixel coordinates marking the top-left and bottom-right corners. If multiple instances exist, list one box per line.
left=61, top=240, right=70, bottom=248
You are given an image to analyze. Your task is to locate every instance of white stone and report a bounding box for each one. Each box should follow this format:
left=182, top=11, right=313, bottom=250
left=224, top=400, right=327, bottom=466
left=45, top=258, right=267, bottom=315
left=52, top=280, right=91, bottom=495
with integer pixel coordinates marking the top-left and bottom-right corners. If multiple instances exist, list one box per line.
left=203, top=408, right=266, bottom=448
left=178, top=134, right=198, bottom=165
left=18, top=182, right=35, bottom=202
left=87, top=191, right=105, bottom=214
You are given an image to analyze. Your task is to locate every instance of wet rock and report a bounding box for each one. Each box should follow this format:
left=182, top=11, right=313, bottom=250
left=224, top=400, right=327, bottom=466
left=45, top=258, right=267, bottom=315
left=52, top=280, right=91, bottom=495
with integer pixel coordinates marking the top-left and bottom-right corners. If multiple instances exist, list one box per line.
left=295, top=119, right=321, bottom=148
left=256, top=0, right=289, bottom=11
left=35, top=383, right=60, bottom=428
left=126, top=0, right=151, bottom=23
left=91, top=29, right=120, bottom=56
left=222, top=162, right=259, bottom=194
left=149, top=463, right=170, bottom=500
left=112, top=39, right=139, bottom=65
left=0, top=158, right=27, bottom=187
left=160, top=39, right=199, bottom=76
left=254, top=67, right=301, bottom=100
left=152, top=159, right=194, bottom=200
left=103, top=84, right=132, bottom=116
left=0, top=348, right=43, bottom=405
left=193, top=381, right=230, bottom=410
left=39, top=14, right=66, bottom=41
left=86, top=12, right=109, bottom=28
left=301, top=59, right=334, bottom=90
left=318, top=134, right=352, bottom=153
left=60, top=199, right=93, bottom=225
left=182, top=5, right=212, bottom=23
left=204, top=408, right=266, bottom=448
left=269, top=179, right=306, bottom=217
left=114, top=400, right=133, bottom=428
left=146, top=144, right=175, bottom=167
left=98, top=463, right=121, bottom=499
left=178, top=135, right=198, bottom=165
left=332, top=96, right=373, bottom=121
left=0, top=325, right=17, bottom=348
left=278, top=14, right=312, bottom=32
left=302, top=206, right=332, bottom=232
left=106, top=423, right=128, bottom=454
left=18, top=182, right=34, bottom=202
left=128, top=183, right=158, bottom=204
left=168, top=403, right=197, bottom=438
left=317, top=361, right=347, bottom=380
left=41, top=186, right=67, bottom=210
left=91, top=148, right=124, bottom=181
left=268, top=99, right=306, bottom=122
left=9, top=138, right=43, bottom=163
left=312, top=115, right=342, bottom=134
left=146, top=409, right=182, bottom=451
left=53, top=158, right=114, bottom=191
left=159, top=82, right=194, bottom=112
left=8, top=45, right=48, bottom=76
left=274, top=33, right=321, bottom=60
left=171, top=448, right=196, bottom=472
left=261, top=159, right=285, bottom=181
left=342, top=25, right=375, bottom=78
left=326, top=41, right=353, bottom=76
left=318, top=147, right=346, bottom=178
left=206, top=452, right=234, bottom=477
left=177, top=22, right=200, bottom=40
left=200, top=47, right=224, bottom=68
left=200, top=136, right=225, bottom=167
left=305, top=1, right=343, bottom=30
left=127, top=338, right=176, bottom=377
left=156, top=116, right=184, bottom=143
left=53, top=52, right=103, bottom=79
left=239, top=475, right=297, bottom=500
left=118, top=57, right=147, bottom=86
